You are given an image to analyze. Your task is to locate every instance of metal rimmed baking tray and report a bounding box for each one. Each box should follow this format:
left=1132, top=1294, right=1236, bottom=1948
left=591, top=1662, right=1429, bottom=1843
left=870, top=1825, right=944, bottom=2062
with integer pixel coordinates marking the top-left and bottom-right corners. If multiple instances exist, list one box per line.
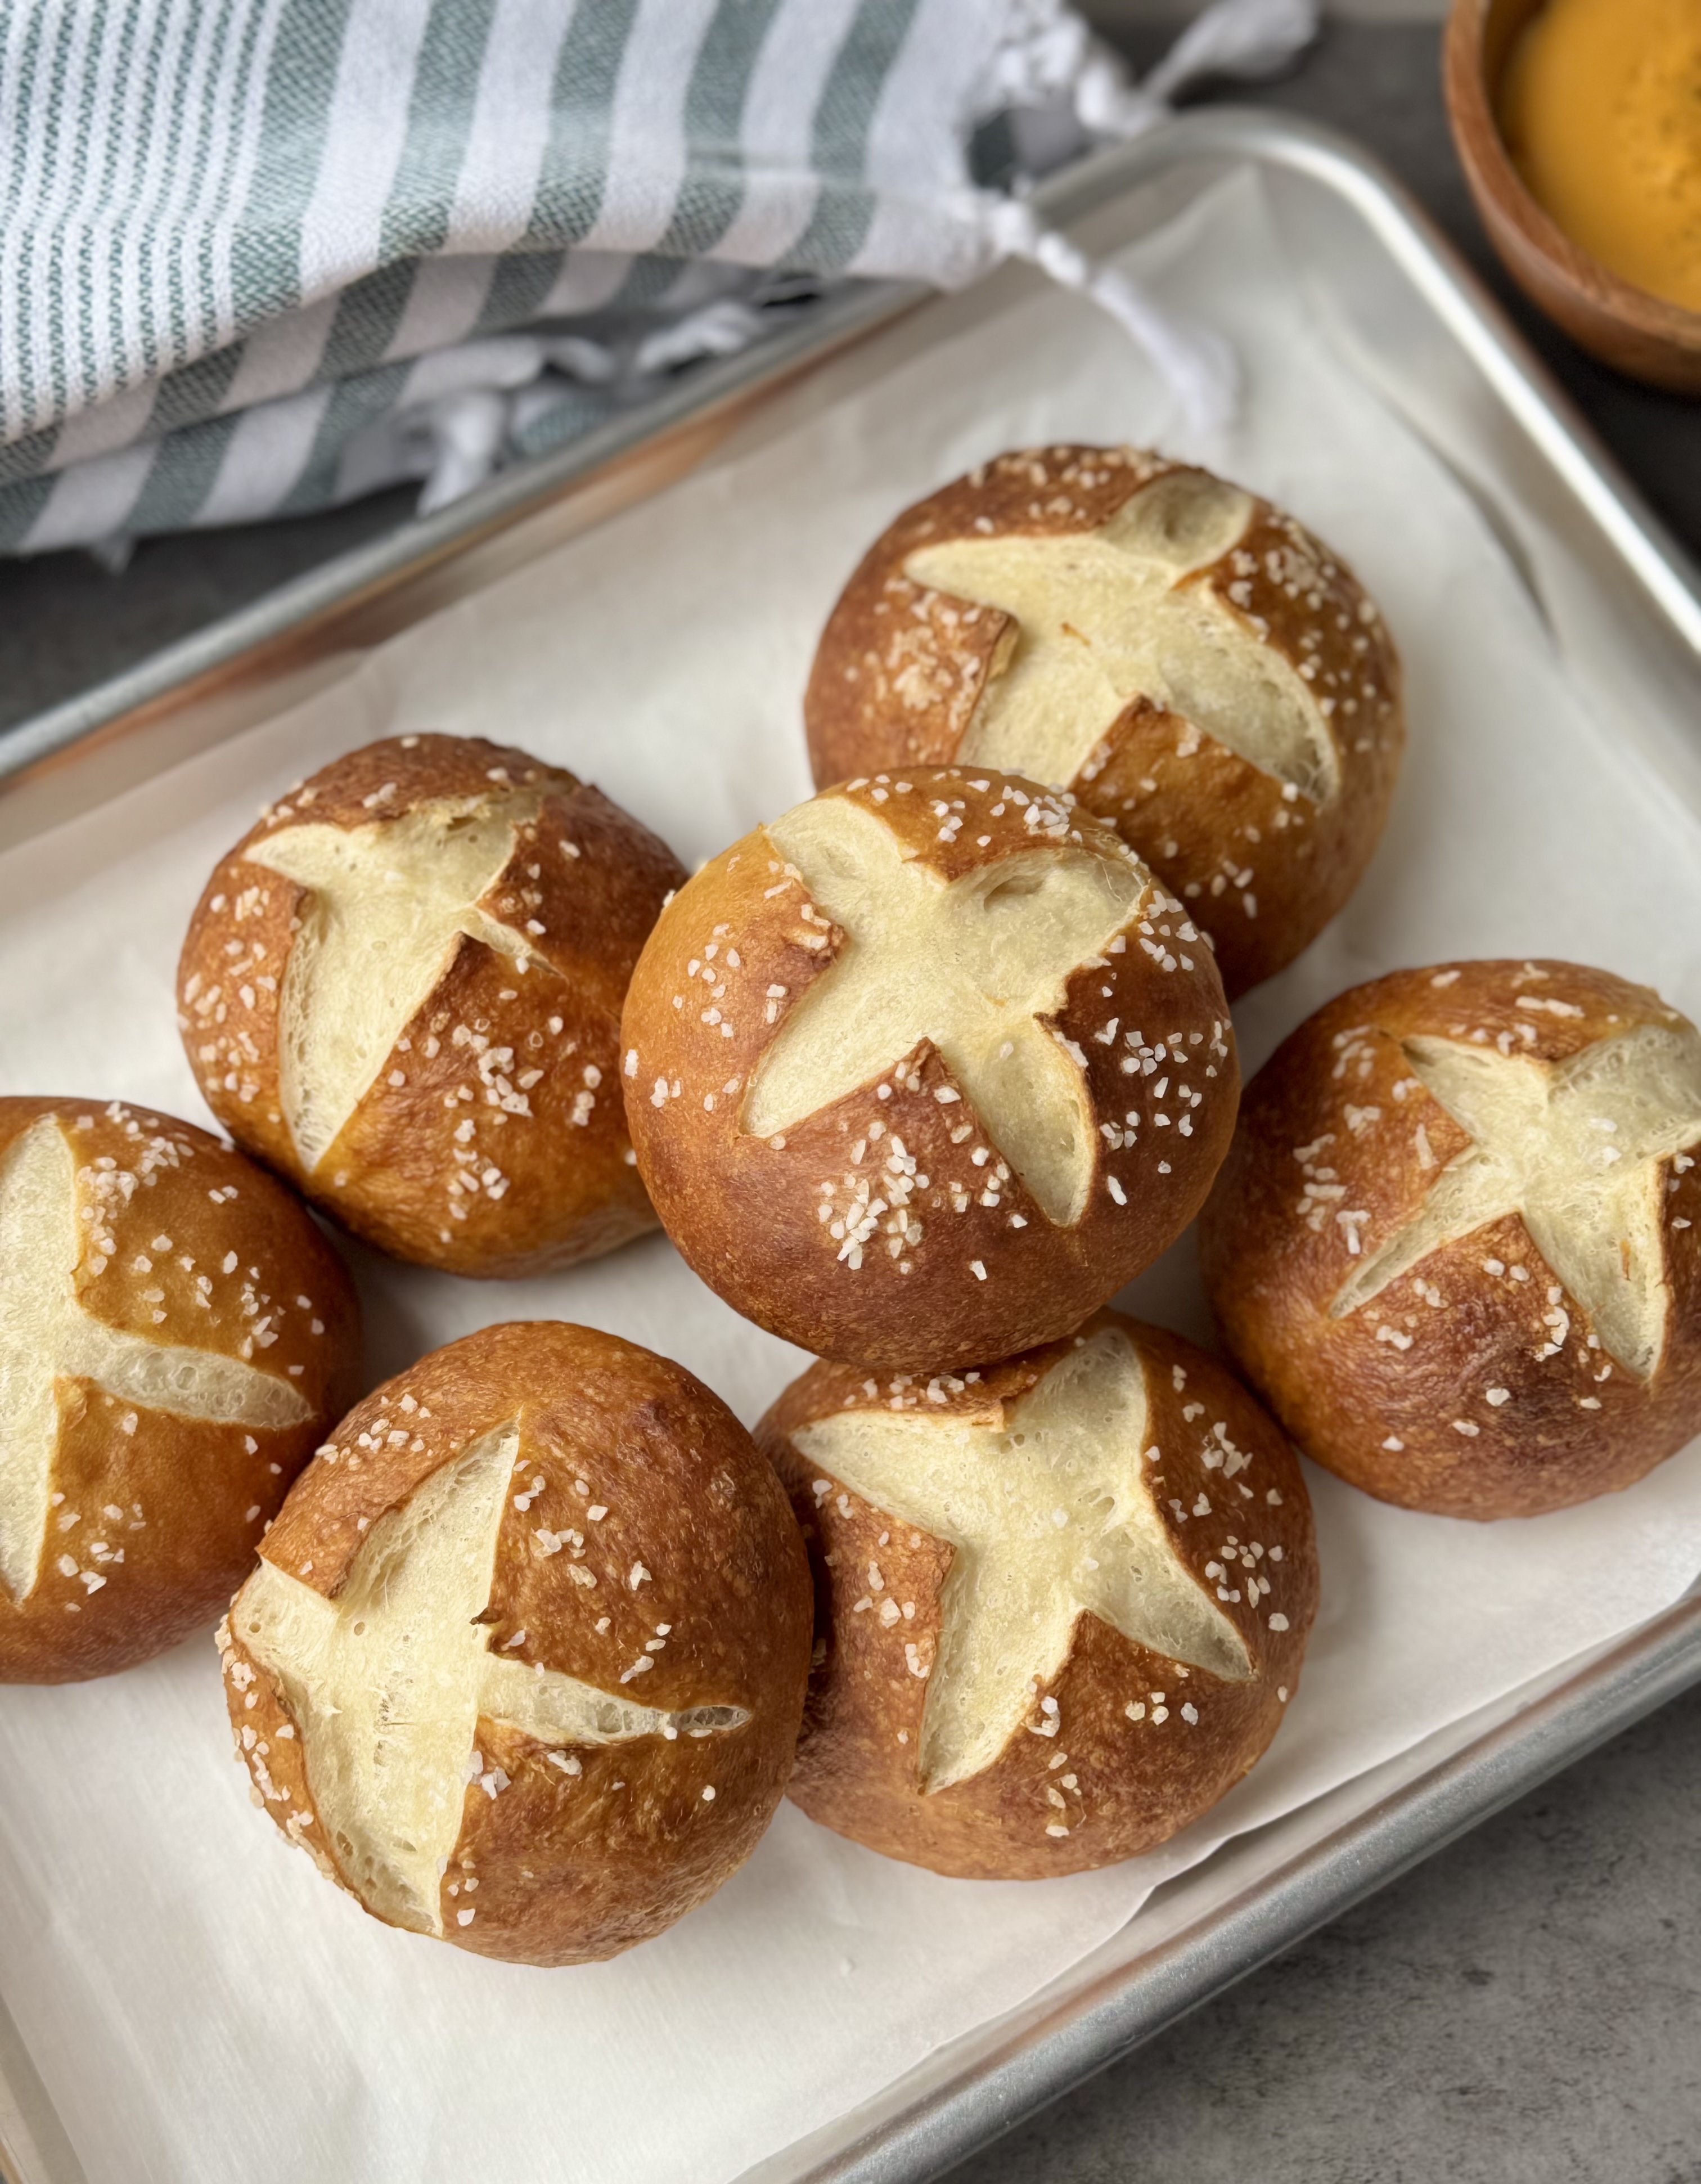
left=2, top=107, right=1699, bottom=2184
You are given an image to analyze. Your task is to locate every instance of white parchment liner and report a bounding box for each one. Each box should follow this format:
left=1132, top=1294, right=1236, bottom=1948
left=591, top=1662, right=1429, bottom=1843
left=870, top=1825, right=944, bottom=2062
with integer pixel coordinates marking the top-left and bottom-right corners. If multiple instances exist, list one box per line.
left=1, top=171, right=1698, bottom=2184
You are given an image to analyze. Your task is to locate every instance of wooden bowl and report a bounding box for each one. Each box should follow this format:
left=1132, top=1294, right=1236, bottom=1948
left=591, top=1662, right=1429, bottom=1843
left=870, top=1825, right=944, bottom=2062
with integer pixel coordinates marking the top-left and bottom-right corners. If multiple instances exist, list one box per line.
left=1444, top=0, right=1701, bottom=392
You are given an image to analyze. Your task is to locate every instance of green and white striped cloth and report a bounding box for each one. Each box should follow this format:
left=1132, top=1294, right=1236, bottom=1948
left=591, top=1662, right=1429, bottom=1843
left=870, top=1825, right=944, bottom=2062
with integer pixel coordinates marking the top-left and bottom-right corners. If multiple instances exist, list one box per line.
left=0, top=0, right=1315, bottom=556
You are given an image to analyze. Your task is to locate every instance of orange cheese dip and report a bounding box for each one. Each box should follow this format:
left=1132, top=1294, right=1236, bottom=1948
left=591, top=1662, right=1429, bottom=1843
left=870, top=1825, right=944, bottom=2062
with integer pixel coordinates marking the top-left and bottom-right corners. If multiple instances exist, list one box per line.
left=1500, top=0, right=1701, bottom=312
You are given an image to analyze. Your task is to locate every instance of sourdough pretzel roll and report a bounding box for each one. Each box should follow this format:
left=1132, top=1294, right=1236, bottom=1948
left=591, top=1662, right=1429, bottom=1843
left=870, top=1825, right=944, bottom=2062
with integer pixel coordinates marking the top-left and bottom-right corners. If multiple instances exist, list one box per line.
left=1200, top=961, right=1701, bottom=1519
left=0, top=1098, right=359, bottom=1684
left=804, top=446, right=1403, bottom=997
left=178, top=733, right=686, bottom=1277
left=621, top=769, right=1238, bottom=1372
left=759, top=1309, right=1316, bottom=1879
left=220, top=1321, right=811, bottom=1966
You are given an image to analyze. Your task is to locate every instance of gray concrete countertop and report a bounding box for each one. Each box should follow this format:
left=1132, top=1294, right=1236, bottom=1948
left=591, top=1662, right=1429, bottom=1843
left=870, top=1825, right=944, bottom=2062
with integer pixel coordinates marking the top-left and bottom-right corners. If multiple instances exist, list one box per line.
left=949, top=1685, right=1701, bottom=2184
left=0, top=19, right=1696, bottom=2184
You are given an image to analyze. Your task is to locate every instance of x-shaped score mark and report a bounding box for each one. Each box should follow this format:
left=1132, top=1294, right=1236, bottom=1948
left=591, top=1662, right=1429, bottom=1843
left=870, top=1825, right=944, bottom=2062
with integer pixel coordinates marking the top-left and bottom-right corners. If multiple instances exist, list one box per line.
left=793, top=1329, right=1249, bottom=1794
left=0, top=1116, right=308, bottom=1605
left=904, top=471, right=1337, bottom=804
left=235, top=1423, right=747, bottom=1936
left=744, top=797, right=1141, bottom=1228
left=248, top=795, right=543, bottom=1173
left=1333, top=1026, right=1701, bottom=1377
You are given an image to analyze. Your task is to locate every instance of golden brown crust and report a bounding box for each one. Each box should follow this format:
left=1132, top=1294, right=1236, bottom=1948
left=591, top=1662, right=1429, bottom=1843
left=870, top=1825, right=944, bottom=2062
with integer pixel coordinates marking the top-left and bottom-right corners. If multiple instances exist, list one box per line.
left=0, top=1098, right=360, bottom=1683
left=222, top=1321, right=812, bottom=1966
left=1199, top=961, right=1701, bottom=1518
left=804, top=446, right=1404, bottom=998
left=177, top=734, right=686, bottom=1277
left=758, top=1311, right=1317, bottom=1878
left=620, top=770, right=1238, bottom=1372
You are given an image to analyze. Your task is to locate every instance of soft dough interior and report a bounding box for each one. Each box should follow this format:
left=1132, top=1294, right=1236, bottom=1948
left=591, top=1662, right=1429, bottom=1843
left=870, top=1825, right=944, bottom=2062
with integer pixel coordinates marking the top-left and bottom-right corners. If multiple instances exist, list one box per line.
left=237, top=1426, right=520, bottom=1933
left=1332, top=1023, right=1701, bottom=1378
left=237, top=1425, right=748, bottom=1934
left=793, top=1328, right=1249, bottom=1794
left=249, top=796, right=538, bottom=1173
left=904, top=471, right=1338, bottom=805
left=745, top=798, right=1142, bottom=1227
left=0, top=1117, right=306, bottom=1606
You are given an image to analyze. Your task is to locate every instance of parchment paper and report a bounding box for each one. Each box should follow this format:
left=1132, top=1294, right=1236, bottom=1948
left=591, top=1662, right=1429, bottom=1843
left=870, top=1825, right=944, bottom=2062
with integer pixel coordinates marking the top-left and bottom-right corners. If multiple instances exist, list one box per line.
left=2, top=169, right=1699, bottom=2184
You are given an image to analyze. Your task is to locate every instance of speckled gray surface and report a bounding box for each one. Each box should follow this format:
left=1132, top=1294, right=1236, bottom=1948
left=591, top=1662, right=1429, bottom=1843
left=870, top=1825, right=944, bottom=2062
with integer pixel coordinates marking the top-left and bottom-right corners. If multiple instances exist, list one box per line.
left=948, top=1681, right=1701, bottom=2184
left=0, top=20, right=1697, bottom=2184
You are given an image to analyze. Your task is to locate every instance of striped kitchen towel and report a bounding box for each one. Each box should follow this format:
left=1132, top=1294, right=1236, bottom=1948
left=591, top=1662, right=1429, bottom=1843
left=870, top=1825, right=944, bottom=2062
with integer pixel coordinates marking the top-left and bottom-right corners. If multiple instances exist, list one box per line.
left=0, top=0, right=1316, bottom=556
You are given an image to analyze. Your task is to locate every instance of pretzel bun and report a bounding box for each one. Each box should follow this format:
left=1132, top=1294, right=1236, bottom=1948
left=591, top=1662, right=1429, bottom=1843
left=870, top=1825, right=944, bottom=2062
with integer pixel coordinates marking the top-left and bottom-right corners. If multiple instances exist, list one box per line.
left=758, top=1309, right=1316, bottom=1879
left=1200, top=962, right=1701, bottom=1518
left=804, top=447, right=1403, bottom=999
left=0, top=1097, right=359, bottom=1684
left=220, top=1321, right=811, bottom=1966
left=620, top=769, right=1238, bottom=1372
left=178, top=734, right=686, bottom=1277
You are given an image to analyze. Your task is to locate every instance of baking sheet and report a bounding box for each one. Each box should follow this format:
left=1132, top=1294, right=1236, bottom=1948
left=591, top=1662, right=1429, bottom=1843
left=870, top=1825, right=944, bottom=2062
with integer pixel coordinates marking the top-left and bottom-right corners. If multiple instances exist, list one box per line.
left=2, top=164, right=1700, bottom=2184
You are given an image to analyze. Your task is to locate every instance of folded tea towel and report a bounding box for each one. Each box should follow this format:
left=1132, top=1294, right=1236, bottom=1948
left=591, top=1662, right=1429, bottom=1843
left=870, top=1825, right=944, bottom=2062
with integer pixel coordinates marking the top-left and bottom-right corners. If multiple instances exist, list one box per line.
left=0, top=0, right=1315, bottom=556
